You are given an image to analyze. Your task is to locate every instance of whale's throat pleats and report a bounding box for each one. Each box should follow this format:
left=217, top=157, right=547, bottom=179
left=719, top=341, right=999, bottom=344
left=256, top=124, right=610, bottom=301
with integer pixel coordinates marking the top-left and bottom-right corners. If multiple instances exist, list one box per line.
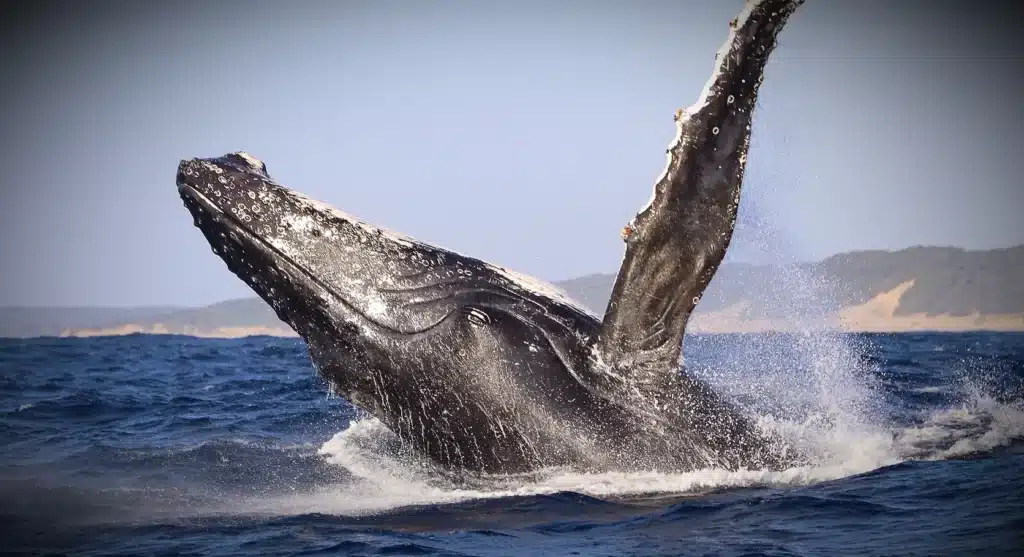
left=596, top=0, right=804, bottom=375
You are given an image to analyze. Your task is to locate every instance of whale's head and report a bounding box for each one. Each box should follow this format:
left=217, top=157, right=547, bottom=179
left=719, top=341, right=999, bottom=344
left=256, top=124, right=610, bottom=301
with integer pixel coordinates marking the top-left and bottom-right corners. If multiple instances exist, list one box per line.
left=176, top=153, right=610, bottom=472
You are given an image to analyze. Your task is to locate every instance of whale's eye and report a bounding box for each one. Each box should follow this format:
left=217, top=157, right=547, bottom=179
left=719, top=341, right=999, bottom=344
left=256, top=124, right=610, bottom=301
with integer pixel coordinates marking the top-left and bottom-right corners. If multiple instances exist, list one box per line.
left=465, top=307, right=492, bottom=326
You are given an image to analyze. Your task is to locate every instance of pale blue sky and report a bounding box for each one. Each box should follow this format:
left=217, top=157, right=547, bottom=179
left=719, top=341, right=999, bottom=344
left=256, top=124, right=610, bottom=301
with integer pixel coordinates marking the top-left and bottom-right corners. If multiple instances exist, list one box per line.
left=1, top=0, right=1021, bottom=307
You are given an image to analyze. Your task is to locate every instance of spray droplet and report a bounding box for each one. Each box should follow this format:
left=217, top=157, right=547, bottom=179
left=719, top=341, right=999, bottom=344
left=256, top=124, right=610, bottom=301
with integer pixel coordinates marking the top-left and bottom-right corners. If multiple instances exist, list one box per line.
left=712, top=126, right=720, bottom=135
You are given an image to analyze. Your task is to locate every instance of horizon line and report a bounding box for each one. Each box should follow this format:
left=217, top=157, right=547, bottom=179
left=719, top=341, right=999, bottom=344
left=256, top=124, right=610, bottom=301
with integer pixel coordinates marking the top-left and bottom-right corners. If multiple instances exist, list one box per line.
left=3, top=243, right=1021, bottom=311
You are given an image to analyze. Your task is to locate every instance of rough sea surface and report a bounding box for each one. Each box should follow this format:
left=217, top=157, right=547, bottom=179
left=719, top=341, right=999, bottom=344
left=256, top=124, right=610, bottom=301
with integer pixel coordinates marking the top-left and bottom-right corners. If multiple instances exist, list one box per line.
left=1, top=332, right=1022, bottom=556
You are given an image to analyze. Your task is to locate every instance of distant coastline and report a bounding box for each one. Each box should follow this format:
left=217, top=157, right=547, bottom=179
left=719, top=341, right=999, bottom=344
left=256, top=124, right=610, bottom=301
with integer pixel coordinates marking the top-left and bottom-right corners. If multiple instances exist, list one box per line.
left=59, top=318, right=1024, bottom=339
left=686, top=280, right=1024, bottom=334
left=3, top=245, right=1021, bottom=339
left=60, top=324, right=299, bottom=339
left=60, top=300, right=1024, bottom=339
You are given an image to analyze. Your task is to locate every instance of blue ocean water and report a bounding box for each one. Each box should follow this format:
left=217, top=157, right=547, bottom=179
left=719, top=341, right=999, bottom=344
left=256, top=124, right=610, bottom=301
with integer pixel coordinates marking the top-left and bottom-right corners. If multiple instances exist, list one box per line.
left=1, top=332, right=1022, bottom=556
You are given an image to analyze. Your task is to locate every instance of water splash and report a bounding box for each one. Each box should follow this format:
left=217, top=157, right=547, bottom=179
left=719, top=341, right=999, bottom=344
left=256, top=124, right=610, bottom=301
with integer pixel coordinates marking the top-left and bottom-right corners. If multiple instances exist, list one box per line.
left=895, top=396, right=1024, bottom=460
left=236, top=182, right=1021, bottom=517
left=267, top=332, right=1023, bottom=519
left=249, top=230, right=1023, bottom=518
left=244, top=418, right=863, bottom=518
left=895, top=348, right=1024, bottom=460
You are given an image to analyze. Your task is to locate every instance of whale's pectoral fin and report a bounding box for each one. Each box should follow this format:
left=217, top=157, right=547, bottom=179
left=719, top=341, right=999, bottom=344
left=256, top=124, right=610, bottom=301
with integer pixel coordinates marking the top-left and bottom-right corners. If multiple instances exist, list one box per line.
left=596, top=0, right=803, bottom=374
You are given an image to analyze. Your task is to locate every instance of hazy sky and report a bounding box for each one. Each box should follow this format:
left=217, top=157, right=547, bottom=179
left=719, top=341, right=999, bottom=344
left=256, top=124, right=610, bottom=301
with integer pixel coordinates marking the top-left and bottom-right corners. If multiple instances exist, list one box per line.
left=1, top=0, right=1021, bottom=307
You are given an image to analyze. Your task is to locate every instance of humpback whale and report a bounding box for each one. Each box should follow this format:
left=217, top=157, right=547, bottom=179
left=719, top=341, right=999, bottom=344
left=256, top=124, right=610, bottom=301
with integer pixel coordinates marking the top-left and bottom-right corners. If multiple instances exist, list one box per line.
left=176, top=0, right=804, bottom=474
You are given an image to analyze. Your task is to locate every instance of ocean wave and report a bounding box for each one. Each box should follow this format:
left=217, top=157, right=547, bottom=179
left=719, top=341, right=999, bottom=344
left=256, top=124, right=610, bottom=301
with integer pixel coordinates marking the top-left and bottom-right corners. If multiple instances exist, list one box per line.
left=895, top=395, right=1024, bottom=459
left=2, top=332, right=1020, bottom=538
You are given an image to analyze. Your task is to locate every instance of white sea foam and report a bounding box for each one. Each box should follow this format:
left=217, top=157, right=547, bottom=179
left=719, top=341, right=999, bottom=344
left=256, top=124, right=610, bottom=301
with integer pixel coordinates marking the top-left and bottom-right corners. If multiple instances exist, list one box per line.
left=895, top=394, right=1024, bottom=460
left=229, top=384, right=1022, bottom=520
left=239, top=419, right=836, bottom=518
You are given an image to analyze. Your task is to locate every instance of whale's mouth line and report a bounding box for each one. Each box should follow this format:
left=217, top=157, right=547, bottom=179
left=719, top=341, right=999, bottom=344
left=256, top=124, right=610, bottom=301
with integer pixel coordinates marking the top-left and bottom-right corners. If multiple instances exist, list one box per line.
left=179, top=183, right=454, bottom=337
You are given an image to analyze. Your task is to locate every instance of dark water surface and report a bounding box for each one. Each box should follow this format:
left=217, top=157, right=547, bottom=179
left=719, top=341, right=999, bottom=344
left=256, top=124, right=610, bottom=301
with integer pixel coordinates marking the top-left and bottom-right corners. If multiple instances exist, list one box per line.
left=1, top=332, right=1021, bottom=556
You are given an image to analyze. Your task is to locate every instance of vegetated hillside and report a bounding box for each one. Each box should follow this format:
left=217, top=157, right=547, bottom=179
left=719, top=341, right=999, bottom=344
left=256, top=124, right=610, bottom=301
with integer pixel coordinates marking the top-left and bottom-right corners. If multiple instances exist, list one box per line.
left=0, top=306, right=181, bottom=338
left=129, top=298, right=282, bottom=331
left=564, top=245, right=1024, bottom=320
left=815, top=245, right=1024, bottom=316
left=6, top=245, right=1022, bottom=338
